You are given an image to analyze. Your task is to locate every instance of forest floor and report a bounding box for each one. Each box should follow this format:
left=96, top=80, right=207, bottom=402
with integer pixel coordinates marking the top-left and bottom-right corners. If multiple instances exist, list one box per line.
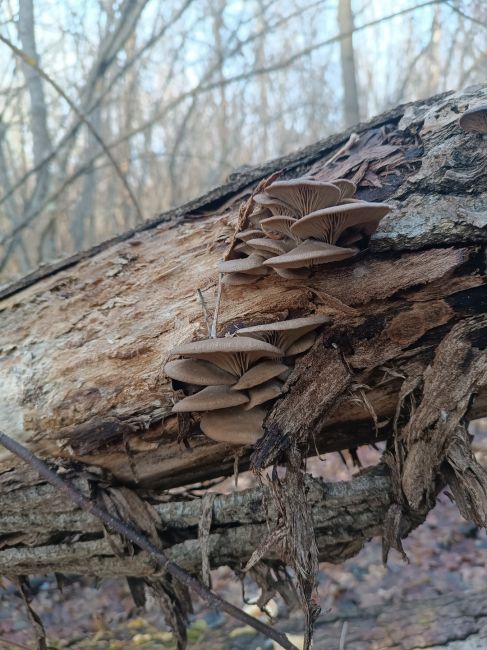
left=1, top=425, right=486, bottom=650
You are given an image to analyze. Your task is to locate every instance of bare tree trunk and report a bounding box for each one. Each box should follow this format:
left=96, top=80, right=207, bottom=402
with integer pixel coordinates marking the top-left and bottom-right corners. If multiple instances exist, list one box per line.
left=338, top=0, right=360, bottom=126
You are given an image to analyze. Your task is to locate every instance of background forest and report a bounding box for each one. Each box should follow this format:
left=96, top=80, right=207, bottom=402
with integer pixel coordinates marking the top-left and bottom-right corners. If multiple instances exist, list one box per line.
left=0, top=0, right=486, bottom=285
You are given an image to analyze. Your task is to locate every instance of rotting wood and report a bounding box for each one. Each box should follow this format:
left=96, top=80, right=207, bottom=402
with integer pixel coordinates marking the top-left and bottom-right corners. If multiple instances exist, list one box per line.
left=0, top=84, right=486, bottom=489
left=0, top=85, right=486, bottom=648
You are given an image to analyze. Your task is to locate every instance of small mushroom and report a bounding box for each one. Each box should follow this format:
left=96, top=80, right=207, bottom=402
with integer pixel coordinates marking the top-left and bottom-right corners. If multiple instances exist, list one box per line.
left=459, top=104, right=487, bottom=134
left=231, top=359, right=289, bottom=390
left=244, top=379, right=282, bottom=409
left=332, top=178, right=356, bottom=200
left=171, top=336, right=284, bottom=376
left=262, top=239, right=356, bottom=270
left=236, top=314, right=330, bottom=352
left=218, top=252, right=267, bottom=275
left=253, top=192, right=295, bottom=216
left=285, top=331, right=317, bottom=356
left=164, top=358, right=236, bottom=386
left=265, top=179, right=342, bottom=217
left=172, top=385, right=249, bottom=412
left=200, top=406, right=265, bottom=445
left=260, top=216, right=298, bottom=239
left=236, top=229, right=267, bottom=242
left=290, top=202, right=391, bottom=244
left=245, top=237, right=294, bottom=256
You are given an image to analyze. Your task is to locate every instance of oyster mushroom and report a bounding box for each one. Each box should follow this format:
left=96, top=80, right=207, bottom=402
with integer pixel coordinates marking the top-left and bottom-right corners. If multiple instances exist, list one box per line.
left=218, top=252, right=267, bottom=275
left=200, top=406, right=266, bottom=445
left=172, top=385, right=249, bottom=412
left=290, top=202, right=391, bottom=244
left=260, top=216, right=298, bottom=239
left=170, top=336, right=284, bottom=376
left=245, top=237, right=294, bottom=256
left=262, top=239, right=356, bottom=271
left=231, top=359, right=289, bottom=390
left=459, top=104, right=487, bottom=134
left=164, top=358, right=236, bottom=386
left=236, top=314, right=330, bottom=352
left=265, top=179, right=342, bottom=216
left=244, top=379, right=282, bottom=410
left=332, top=178, right=357, bottom=200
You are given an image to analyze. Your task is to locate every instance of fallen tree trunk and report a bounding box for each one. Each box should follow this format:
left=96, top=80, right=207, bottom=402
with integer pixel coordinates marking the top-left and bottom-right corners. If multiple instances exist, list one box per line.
left=0, top=85, right=486, bottom=581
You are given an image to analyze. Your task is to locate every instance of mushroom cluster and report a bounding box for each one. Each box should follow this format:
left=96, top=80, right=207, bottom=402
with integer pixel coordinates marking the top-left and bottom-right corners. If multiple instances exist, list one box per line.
left=219, top=177, right=391, bottom=282
left=165, top=315, right=330, bottom=444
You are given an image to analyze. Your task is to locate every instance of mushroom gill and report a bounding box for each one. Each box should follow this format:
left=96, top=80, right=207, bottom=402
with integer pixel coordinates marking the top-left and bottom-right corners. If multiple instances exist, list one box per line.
left=235, top=314, right=330, bottom=353
left=290, top=202, right=391, bottom=244
left=262, top=239, right=356, bottom=271
left=170, top=336, right=283, bottom=376
left=264, top=179, right=341, bottom=217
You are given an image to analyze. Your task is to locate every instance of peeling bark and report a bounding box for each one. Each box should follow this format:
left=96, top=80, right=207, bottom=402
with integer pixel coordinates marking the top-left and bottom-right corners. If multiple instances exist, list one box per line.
left=0, top=86, right=486, bottom=582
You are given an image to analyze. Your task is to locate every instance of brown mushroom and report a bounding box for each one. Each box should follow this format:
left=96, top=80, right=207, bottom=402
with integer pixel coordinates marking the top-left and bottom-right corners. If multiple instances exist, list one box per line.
left=285, top=331, right=317, bottom=356
left=236, top=229, right=267, bottom=242
left=200, top=406, right=265, bottom=445
left=260, top=216, right=298, bottom=239
left=253, top=192, right=295, bottom=216
left=236, top=314, right=330, bottom=352
left=172, top=385, right=249, bottom=412
left=332, top=178, right=356, bottom=200
left=218, top=252, right=267, bottom=275
left=244, top=379, right=282, bottom=409
left=171, top=336, right=284, bottom=376
left=262, top=239, right=356, bottom=270
left=231, top=360, right=289, bottom=390
left=459, top=104, right=487, bottom=134
left=290, top=202, right=391, bottom=244
left=245, top=237, right=294, bottom=256
left=265, top=179, right=342, bottom=216
left=164, top=358, right=236, bottom=386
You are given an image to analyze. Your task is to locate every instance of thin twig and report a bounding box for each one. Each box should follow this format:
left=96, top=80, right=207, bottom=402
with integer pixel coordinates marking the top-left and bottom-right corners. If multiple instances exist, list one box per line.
left=0, top=34, right=143, bottom=224
left=196, top=289, right=212, bottom=337
left=0, top=430, right=298, bottom=650
left=210, top=273, right=223, bottom=338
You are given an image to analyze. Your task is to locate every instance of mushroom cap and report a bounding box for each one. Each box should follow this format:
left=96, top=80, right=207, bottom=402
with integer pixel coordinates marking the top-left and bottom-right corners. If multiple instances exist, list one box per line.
left=332, top=178, right=356, bottom=200
left=218, top=253, right=267, bottom=274
left=236, top=228, right=267, bottom=242
left=459, top=104, right=487, bottom=134
left=253, top=192, right=295, bottom=216
left=244, top=379, right=282, bottom=410
left=245, top=237, right=293, bottom=256
left=172, top=385, right=249, bottom=412
left=260, top=216, right=298, bottom=239
left=290, top=202, right=391, bottom=244
left=265, top=179, right=342, bottom=217
left=248, top=207, right=272, bottom=226
left=200, top=406, right=265, bottom=445
left=285, top=331, right=317, bottom=356
left=262, top=240, right=356, bottom=269
left=231, top=360, right=289, bottom=390
left=164, top=358, right=236, bottom=386
left=171, top=336, right=284, bottom=375
left=235, top=314, right=330, bottom=351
